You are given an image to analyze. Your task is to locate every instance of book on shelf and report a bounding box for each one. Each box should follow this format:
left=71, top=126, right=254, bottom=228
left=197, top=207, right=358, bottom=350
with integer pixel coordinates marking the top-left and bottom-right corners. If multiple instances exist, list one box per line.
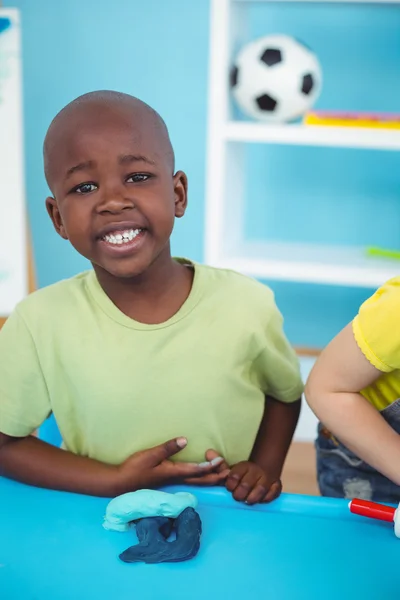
left=304, top=111, right=400, bottom=130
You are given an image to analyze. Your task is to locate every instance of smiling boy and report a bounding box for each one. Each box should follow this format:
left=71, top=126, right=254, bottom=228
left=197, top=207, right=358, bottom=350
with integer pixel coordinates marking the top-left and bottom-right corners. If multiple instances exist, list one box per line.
left=0, top=91, right=303, bottom=503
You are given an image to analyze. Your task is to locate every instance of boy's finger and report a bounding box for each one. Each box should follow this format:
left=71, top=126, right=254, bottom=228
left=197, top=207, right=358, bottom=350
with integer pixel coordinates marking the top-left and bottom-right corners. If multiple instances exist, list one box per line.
left=205, top=449, right=229, bottom=471
left=146, top=437, right=188, bottom=464
left=245, top=482, right=268, bottom=505
left=262, top=480, right=282, bottom=503
left=225, top=463, right=249, bottom=492
left=232, top=470, right=260, bottom=502
left=198, top=456, right=225, bottom=469
left=162, top=457, right=225, bottom=479
left=183, top=469, right=230, bottom=486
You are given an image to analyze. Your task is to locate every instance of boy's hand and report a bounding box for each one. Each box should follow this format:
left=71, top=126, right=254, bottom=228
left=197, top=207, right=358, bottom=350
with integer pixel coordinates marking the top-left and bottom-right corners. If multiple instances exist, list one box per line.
left=226, top=461, right=282, bottom=505
left=116, top=438, right=227, bottom=494
left=183, top=449, right=230, bottom=486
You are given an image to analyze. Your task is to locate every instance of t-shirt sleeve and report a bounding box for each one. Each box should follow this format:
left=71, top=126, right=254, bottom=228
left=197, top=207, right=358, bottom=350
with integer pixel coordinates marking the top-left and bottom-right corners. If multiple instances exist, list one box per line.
left=253, top=299, right=304, bottom=403
left=352, top=277, right=400, bottom=372
left=0, top=308, right=51, bottom=437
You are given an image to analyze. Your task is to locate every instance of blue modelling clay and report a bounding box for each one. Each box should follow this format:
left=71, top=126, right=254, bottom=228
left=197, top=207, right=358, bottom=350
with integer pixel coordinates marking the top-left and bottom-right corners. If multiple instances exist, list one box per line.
left=119, top=508, right=202, bottom=564
left=103, top=489, right=198, bottom=532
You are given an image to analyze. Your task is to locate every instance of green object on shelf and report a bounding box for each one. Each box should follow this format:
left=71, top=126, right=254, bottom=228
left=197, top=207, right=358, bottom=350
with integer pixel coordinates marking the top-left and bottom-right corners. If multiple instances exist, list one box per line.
left=366, top=247, right=400, bottom=261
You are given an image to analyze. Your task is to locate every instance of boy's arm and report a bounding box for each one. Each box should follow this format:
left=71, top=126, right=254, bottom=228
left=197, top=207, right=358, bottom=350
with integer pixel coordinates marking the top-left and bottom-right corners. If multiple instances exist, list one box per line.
left=0, top=433, right=119, bottom=495
left=305, top=323, right=400, bottom=486
left=0, top=433, right=227, bottom=496
left=225, top=290, right=304, bottom=504
left=250, top=394, right=301, bottom=478
left=225, top=396, right=301, bottom=504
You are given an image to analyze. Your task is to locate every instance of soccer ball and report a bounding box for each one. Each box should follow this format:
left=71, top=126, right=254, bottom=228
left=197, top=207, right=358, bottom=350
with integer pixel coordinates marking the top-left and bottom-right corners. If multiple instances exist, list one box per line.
left=230, top=34, right=322, bottom=123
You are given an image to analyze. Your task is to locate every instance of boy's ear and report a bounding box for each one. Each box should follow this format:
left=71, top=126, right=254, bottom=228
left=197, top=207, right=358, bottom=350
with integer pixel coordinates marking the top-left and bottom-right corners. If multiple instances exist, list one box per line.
left=173, top=170, right=188, bottom=218
left=46, top=197, right=68, bottom=239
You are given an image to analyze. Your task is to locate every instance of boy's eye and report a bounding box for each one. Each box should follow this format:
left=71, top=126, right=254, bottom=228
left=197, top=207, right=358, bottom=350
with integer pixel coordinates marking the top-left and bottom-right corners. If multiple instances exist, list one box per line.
left=74, top=183, right=97, bottom=194
left=126, top=173, right=150, bottom=183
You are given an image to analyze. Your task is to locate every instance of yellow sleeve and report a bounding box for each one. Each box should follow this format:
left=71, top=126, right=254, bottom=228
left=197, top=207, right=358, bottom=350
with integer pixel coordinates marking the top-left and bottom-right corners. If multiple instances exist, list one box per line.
left=0, top=308, right=51, bottom=437
left=253, top=301, right=304, bottom=403
left=352, top=277, right=400, bottom=372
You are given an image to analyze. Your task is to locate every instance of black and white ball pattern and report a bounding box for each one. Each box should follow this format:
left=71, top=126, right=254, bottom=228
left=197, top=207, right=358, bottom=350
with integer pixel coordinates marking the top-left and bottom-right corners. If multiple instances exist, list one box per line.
left=230, top=35, right=322, bottom=123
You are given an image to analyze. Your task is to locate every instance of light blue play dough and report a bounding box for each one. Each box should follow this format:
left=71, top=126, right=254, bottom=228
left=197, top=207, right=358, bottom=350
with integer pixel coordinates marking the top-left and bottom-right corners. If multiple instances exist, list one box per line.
left=103, top=490, right=198, bottom=532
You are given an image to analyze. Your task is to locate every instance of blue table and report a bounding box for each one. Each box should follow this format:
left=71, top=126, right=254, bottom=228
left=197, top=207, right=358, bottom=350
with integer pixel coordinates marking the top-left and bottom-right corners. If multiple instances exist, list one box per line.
left=1, top=477, right=399, bottom=600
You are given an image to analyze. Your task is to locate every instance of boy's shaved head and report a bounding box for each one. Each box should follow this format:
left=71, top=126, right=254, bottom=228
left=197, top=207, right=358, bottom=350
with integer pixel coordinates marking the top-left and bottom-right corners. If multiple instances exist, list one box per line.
left=43, top=90, right=175, bottom=190
left=43, top=89, right=188, bottom=283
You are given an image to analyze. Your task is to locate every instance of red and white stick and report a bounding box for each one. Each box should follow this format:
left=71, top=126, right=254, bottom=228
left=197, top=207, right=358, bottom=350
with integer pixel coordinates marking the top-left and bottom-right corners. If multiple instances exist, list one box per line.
left=349, top=498, right=400, bottom=537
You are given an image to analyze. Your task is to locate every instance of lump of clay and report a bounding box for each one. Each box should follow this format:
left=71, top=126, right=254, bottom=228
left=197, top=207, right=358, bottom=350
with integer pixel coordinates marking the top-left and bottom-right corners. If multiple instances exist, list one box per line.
left=119, top=508, right=202, bottom=564
left=103, top=490, right=198, bottom=532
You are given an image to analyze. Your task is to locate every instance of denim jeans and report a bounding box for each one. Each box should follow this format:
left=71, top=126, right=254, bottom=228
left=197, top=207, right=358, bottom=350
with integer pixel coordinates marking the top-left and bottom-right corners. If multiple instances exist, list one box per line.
left=315, top=399, right=400, bottom=504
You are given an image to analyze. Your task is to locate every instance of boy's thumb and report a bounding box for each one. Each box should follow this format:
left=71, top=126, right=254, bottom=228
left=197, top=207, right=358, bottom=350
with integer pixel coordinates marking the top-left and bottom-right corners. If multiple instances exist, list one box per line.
left=148, top=437, right=187, bottom=463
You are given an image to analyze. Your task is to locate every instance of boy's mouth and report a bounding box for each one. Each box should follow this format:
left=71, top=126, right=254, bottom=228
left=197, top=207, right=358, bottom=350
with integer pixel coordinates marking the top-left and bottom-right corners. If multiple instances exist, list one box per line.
left=101, top=228, right=143, bottom=245
left=98, top=226, right=147, bottom=257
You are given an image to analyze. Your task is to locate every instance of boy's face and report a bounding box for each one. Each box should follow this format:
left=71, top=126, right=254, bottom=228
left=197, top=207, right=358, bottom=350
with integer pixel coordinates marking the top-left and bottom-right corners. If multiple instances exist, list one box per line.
left=45, top=105, right=187, bottom=280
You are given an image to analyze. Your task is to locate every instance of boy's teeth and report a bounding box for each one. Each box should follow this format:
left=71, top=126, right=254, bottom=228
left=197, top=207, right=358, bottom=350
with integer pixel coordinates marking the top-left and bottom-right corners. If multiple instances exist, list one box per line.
left=102, top=229, right=142, bottom=245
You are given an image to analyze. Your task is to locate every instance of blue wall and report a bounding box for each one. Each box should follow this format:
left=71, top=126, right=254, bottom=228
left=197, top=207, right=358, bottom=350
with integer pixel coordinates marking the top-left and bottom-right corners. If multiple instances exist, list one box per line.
left=5, top=0, right=399, bottom=348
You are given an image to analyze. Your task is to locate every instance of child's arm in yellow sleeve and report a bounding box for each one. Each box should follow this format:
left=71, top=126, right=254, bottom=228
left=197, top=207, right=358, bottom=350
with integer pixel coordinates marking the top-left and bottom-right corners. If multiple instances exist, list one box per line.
left=305, top=323, right=400, bottom=486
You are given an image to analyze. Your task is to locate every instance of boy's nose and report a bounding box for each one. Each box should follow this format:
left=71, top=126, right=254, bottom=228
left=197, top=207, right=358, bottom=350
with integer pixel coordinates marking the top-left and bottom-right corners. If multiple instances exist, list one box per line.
left=97, top=192, right=135, bottom=214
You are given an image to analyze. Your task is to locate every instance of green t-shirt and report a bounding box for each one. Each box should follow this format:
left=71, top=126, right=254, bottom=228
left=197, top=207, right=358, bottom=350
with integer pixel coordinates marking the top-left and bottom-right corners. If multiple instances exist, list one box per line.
left=0, top=261, right=303, bottom=465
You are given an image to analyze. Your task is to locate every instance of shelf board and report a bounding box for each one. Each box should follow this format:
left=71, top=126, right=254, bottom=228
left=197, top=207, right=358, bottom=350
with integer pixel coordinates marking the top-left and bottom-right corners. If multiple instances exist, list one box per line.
left=225, top=121, right=400, bottom=150
left=211, top=241, right=400, bottom=287
left=233, top=0, right=400, bottom=3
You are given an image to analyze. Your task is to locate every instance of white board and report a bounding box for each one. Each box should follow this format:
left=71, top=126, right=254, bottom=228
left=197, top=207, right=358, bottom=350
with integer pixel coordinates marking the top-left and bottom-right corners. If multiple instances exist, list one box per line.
left=294, top=356, right=318, bottom=442
left=0, top=8, right=27, bottom=315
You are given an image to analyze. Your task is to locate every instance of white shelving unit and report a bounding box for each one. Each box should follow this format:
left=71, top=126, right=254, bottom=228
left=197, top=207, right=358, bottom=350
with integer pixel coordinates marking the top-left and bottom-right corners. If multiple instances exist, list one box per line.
left=226, top=121, right=400, bottom=150
left=205, top=0, right=400, bottom=290
left=216, top=241, right=400, bottom=288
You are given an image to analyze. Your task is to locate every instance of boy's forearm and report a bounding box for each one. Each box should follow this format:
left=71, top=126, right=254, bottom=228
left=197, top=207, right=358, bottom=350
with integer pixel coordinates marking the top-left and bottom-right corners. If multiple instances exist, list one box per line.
left=0, top=434, right=120, bottom=496
left=250, top=396, right=301, bottom=476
